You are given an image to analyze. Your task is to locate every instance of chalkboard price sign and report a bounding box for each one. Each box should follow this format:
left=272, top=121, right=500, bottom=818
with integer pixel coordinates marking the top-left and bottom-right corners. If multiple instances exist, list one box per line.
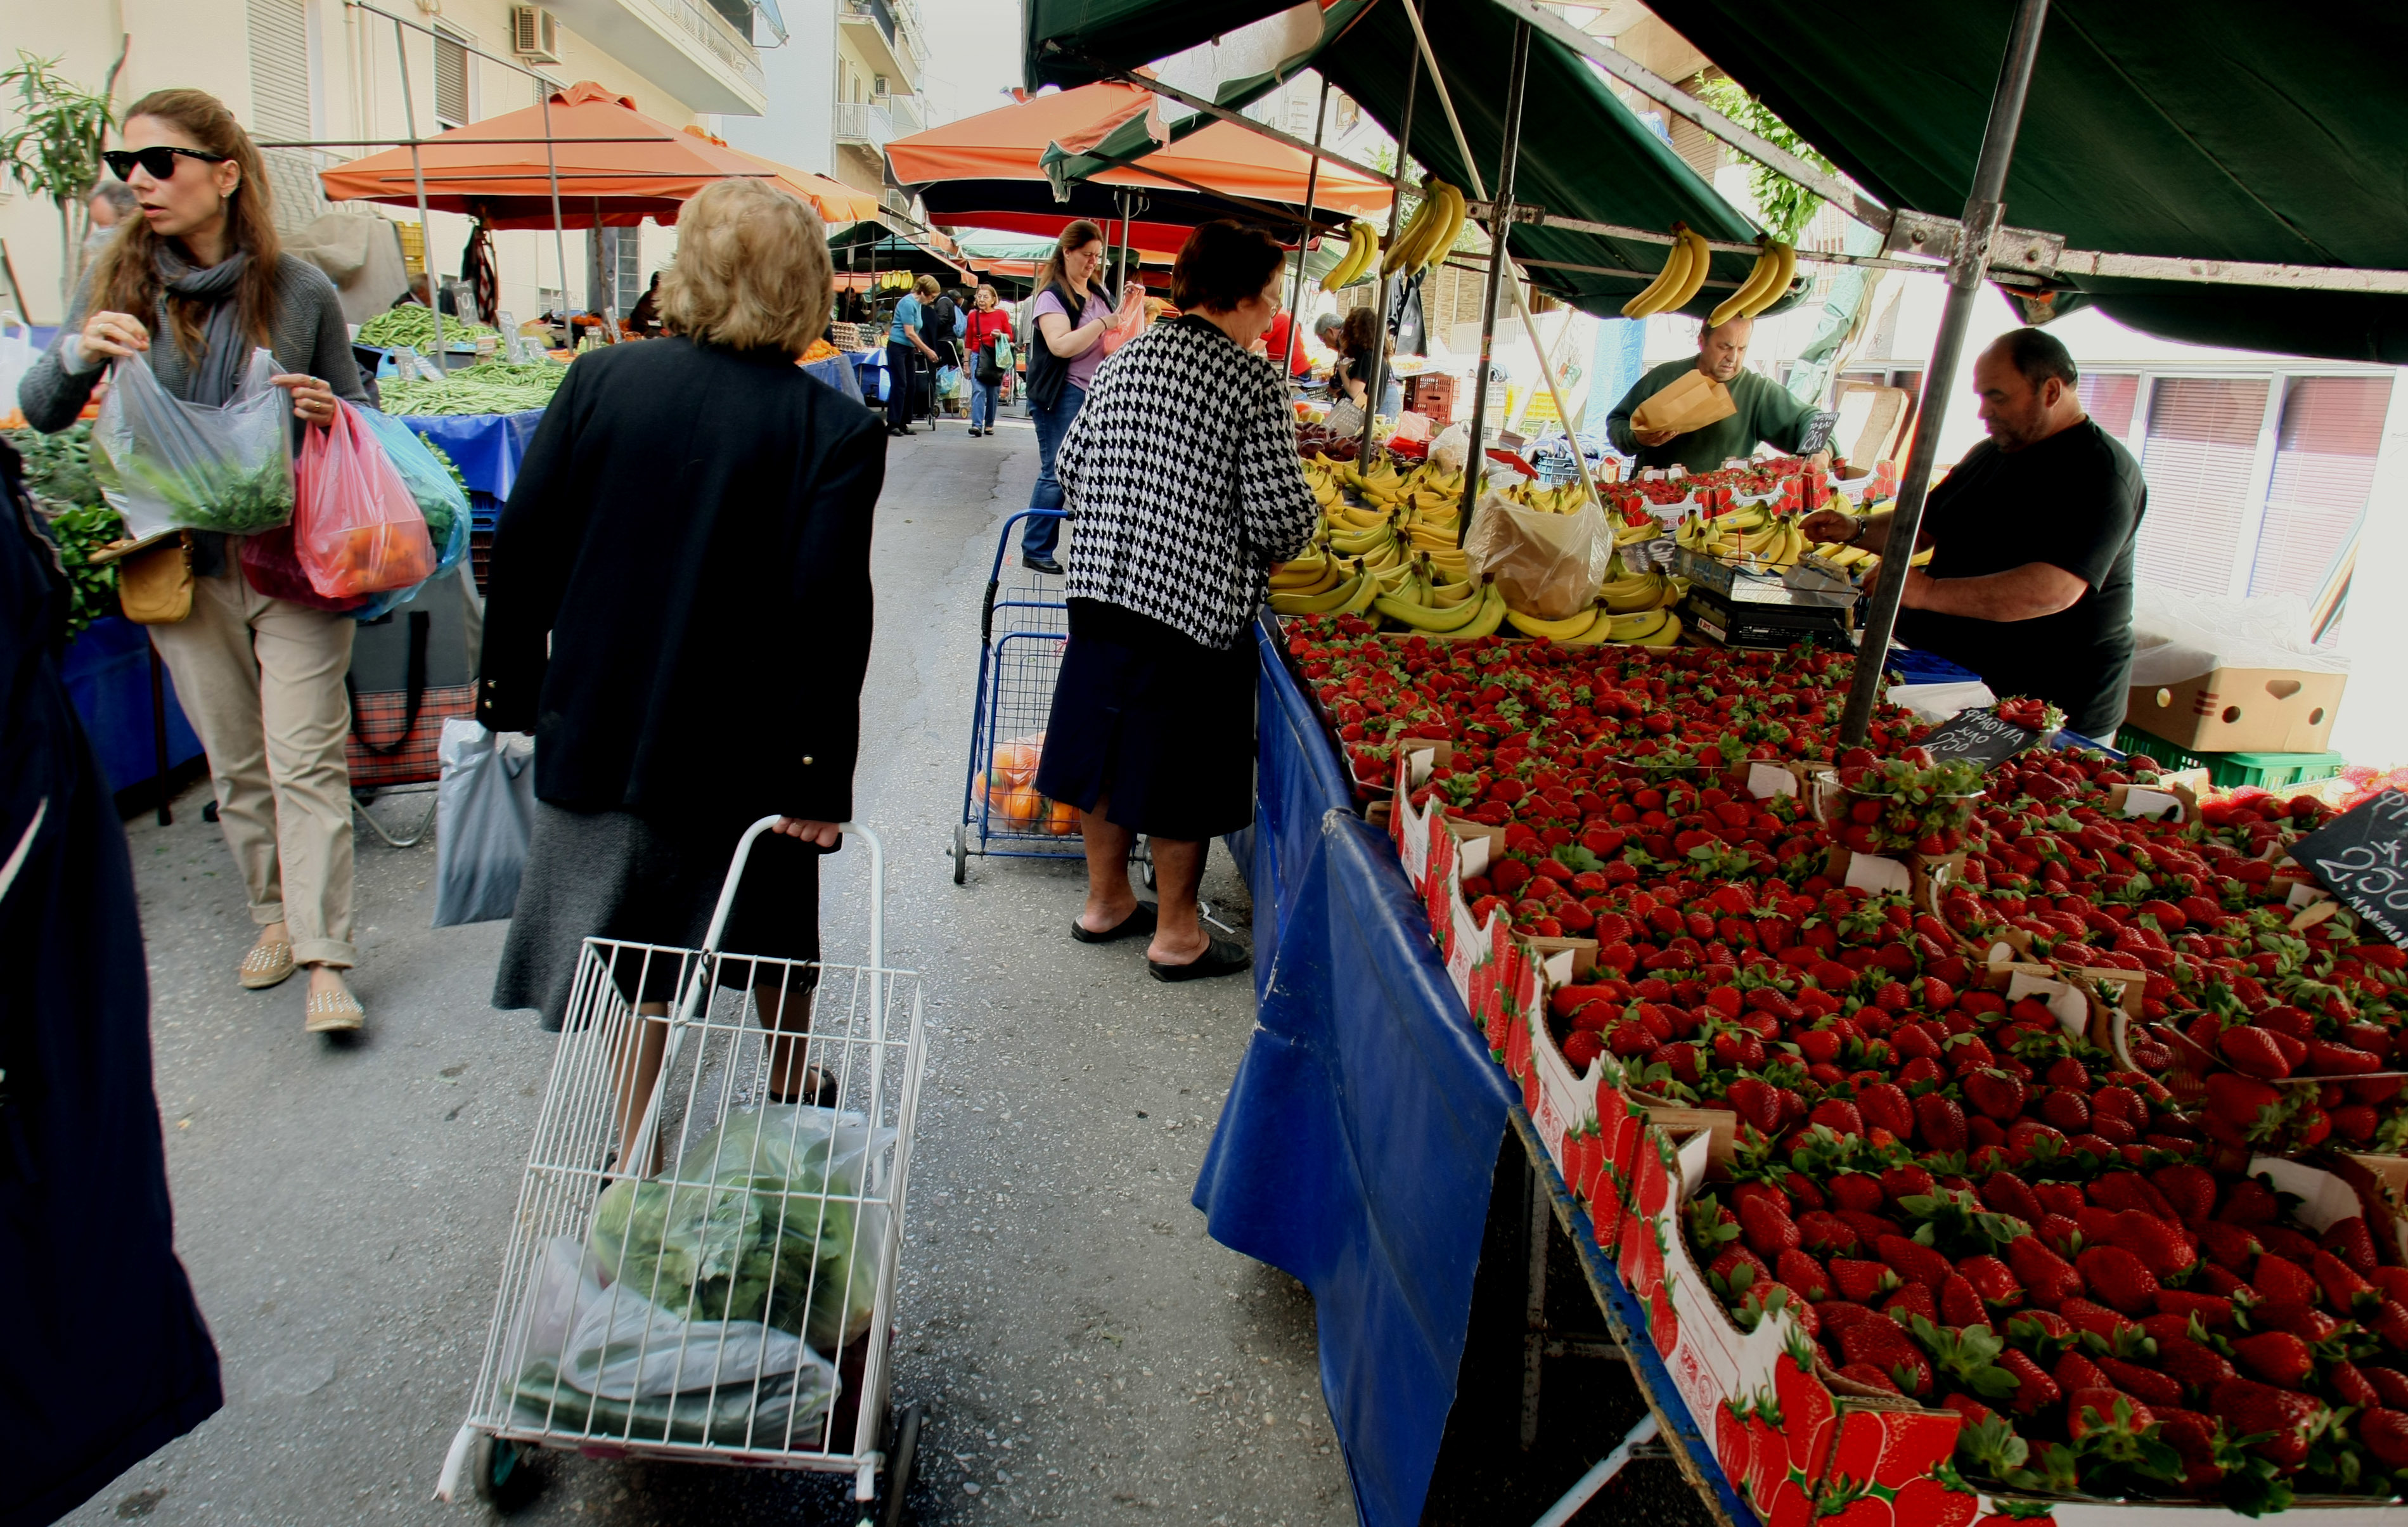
left=1919, top=707, right=2044, bottom=771
left=2291, top=789, right=2408, bottom=946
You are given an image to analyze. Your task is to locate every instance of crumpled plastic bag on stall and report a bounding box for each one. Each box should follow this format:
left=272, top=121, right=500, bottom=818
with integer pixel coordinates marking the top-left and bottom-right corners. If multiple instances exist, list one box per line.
left=1462, top=490, right=1613, bottom=620
left=506, top=1235, right=838, bottom=1448
left=2126, top=586, right=2350, bottom=686
left=590, top=1104, right=892, bottom=1357
left=1428, top=422, right=1471, bottom=475
left=90, top=347, right=295, bottom=540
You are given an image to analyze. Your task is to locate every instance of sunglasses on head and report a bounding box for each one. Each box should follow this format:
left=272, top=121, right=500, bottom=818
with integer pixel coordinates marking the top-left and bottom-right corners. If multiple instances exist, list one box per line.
left=103, top=146, right=231, bottom=181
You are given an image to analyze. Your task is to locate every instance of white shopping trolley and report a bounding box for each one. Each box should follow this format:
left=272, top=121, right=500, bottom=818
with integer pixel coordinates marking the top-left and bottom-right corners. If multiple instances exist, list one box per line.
left=437, top=820, right=928, bottom=1526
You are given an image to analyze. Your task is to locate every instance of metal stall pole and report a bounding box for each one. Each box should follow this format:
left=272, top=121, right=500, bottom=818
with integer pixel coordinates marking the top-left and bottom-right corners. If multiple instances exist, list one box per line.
left=1839, top=0, right=2053, bottom=745
left=537, top=83, right=574, bottom=347
left=1355, top=1, right=1424, bottom=463
left=1453, top=20, right=1533, bottom=539
left=1282, top=77, right=1330, bottom=377
left=1115, top=189, right=1132, bottom=294
left=390, top=18, right=448, bottom=361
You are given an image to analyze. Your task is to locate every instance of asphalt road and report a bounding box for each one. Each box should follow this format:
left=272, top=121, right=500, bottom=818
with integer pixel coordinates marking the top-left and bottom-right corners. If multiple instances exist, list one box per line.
left=69, top=416, right=1351, bottom=1527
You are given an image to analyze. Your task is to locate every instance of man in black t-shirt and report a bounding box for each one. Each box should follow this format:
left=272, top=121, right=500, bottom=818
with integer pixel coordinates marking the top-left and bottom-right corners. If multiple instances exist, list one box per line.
left=1801, top=329, right=2146, bottom=738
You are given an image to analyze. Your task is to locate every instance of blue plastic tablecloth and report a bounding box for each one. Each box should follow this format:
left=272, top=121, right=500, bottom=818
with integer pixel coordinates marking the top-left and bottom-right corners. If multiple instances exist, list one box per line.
left=848, top=347, right=891, bottom=403
left=59, top=616, right=202, bottom=797
left=394, top=409, right=546, bottom=503
left=802, top=352, right=865, bottom=404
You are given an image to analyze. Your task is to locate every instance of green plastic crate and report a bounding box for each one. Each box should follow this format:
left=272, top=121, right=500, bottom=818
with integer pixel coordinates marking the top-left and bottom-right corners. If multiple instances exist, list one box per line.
left=2113, top=726, right=2345, bottom=790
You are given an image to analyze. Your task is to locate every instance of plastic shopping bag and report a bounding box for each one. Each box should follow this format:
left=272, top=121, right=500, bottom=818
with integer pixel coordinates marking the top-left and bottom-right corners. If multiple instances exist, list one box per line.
left=506, top=1236, right=839, bottom=1447
left=0, top=310, right=35, bottom=418
left=238, top=524, right=368, bottom=612
left=90, top=347, right=295, bottom=539
left=293, top=400, right=436, bottom=600
left=1462, top=490, right=1613, bottom=620
left=349, top=409, right=472, bottom=622
left=430, top=718, right=534, bottom=927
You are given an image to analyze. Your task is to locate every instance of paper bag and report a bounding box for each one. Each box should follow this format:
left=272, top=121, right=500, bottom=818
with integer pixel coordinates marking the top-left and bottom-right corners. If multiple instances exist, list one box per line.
left=1462, top=492, right=1612, bottom=620
left=1631, top=370, right=1736, bottom=436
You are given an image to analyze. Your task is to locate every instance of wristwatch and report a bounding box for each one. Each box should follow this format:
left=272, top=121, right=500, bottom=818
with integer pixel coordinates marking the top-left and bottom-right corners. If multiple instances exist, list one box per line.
left=1846, top=518, right=1870, bottom=547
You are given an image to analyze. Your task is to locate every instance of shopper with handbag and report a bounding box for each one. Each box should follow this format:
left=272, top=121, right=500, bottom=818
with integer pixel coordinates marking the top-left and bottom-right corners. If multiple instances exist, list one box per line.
left=1036, top=221, right=1318, bottom=981
left=16, top=87, right=372, bottom=1033
left=1022, top=220, right=1144, bottom=574
left=480, top=177, right=881, bottom=1173
left=963, top=283, right=1014, bottom=437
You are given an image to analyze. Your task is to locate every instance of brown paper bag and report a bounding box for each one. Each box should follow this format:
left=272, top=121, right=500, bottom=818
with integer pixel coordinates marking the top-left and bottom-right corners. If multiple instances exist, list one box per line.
left=1631, top=370, right=1737, bottom=435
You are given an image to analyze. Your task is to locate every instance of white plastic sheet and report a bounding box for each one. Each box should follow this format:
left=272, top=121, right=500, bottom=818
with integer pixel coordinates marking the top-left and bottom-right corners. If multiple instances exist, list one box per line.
left=2127, top=586, right=2349, bottom=686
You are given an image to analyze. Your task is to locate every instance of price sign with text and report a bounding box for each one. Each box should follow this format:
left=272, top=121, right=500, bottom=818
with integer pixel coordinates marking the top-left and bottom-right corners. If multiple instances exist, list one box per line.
left=2291, top=790, right=2408, bottom=945
left=1919, top=708, right=2044, bottom=771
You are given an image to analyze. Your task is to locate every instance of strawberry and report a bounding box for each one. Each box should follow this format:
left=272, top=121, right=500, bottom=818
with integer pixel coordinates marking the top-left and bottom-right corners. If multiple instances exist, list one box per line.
left=1796, top=1211, right=1860, bottom=1258
left=1958, top=1254, right=2023, bottom=1310
left=2007, top=1236, right=2085, bottom=1310
left=2217, top=1176, right=2281, bottom=1225
left=1777, top=1249, right=1832, bottom=1303
left=2315, top=1249, right=2378, bottom=1312
left=2234, top=1330, right=2321, bottom=1401
left=2156, top=1289, right=2237, bottom=1330
left=1827, top=1175, right=1887, bottom=1215
left=2151, top=1163, right=2220, bottom=1227
left=2364, top=1365, right=2408, bottom=1407
left=1980, top=1172, right=2044, bottom=1224
left=1961, top=1069, right=2027, bottom=1122
left=2195, top=1263, right=2253, bottom=1299
left=1725, top=1078, right=1787, bottom=1137
left=1940, top=1393, right=1995, bottom=1426
left=1830, top=1258, right=1901, bottom=1304
left=1838, top=1320, right=1931, bottom=1396
left=2107, top=1210, right=2199, bottom=1280
left=2199, top=1220, right=2265, bottom=1274
left=2203, top=1074, right=2286, bottom=1140
left=2154, top=1407, right=2225, bottom=1490
left=2359, top=1408, right=2408, bottom=1470
left=1879, top=1165, right=1936, bottom=1207
left=1836, top=1209, right=1905, bottom=1246
left=2375, top=1268, right=2408, bottom=1307
left=1913, top=1093, right=1967, bottom=1152
left=1876, top=1233, right=1955, bottom=1290
left=2253, top=1253, right=2319, bottom=1308
left=2099, top=1355, right=2184, bottom=1408
left=2210, top=1378, right=2326, bottom=1469
left=2059, top=1296, right=2142, bottom=1344
left=2259, top=1226, right=2322, bottom=1263
left=2220, top=1025, right=2303, bottom=1079
left=1808, top=1099, right=1864, bottom=1137
left=2040, top=1088, right=2093, bottom=1136
left=1836, top=1362, right=1903, bottom=1395
left=2089, top=1171, right=2179, bottom=1220
left=1711, top=1245, right=1774, bottom=1295
left=1997, top=1348, right=2059, bottom=1415
left=1856, top=1082, right=1914, bottom=1142
left=2068, top=1388, right=2156, bottom=1445
left=1882, top=1281, right=1939, bottom=1324
left=2032, top=1182, right=2087, bottom=1219
left=2329, top=1361, right=2382, bottom=1409
left=1940, top=1273, right=1988, bottom=1327
left=2055, top=1349, right=2112, bottom=1394
left=1815, top=1301, right=1886, bottom=1338
left=1739, top=1195, right=1802, bottom=1258
left=2158, top=1334, right=2239, bottom=1393
left=1874, top=980, right=1912, bottom=1011
left=2324, top=1216, right=2381, bottom=1275
left=2037, top=1213, right=2085, bottom=1258
left=2366, top=1299, right=2408, bottom=1351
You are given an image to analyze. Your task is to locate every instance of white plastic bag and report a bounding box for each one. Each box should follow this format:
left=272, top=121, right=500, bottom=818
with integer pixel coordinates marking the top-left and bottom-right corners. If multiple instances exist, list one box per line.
left=0, top=311, right=35, bottom=416
left=2126, top=586, right=2349, bottom=686
left=1429, top=422, right=1471, bottom=474
left=1462, top=491, right=1613, bottom=620
left=431, top=718, right=534, bottom=927
left=90, top=347, right=294, bottom=540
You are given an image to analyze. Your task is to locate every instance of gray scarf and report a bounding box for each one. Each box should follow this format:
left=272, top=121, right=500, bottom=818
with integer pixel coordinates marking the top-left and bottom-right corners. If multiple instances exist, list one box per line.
left=154, top=245, right=254, bottom=406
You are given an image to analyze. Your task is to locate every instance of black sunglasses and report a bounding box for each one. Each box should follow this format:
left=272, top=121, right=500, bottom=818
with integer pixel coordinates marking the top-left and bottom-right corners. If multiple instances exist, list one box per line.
left=103, top=146, right=231, bottom=181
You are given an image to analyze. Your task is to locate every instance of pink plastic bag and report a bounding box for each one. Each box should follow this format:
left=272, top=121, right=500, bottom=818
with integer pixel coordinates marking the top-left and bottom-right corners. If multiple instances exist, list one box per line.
left=293, top=401, right=435, bottom=600
left=239, top=524, right=367, bottom=612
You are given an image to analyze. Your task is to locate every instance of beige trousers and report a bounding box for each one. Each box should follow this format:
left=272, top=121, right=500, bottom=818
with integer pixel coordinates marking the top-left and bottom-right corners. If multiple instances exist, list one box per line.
left=149, top=568, right=359, bottom=967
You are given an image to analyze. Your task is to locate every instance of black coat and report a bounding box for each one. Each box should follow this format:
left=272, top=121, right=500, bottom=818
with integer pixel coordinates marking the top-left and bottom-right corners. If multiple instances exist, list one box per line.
left=1, top=441, right=222, bottom=1526
left=477, top=337, right=884, bottom=826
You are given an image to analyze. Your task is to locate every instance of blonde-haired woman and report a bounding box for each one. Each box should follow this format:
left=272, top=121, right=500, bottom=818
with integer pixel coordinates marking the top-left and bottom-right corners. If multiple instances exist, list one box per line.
left=17, top=87, right=370, bottom=1033
left=481, top=177, right=884, bottom=1158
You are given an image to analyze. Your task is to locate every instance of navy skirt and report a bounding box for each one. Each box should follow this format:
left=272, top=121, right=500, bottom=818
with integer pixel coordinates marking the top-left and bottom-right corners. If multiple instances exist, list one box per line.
left=1035, top=600, right=1256, bottom=842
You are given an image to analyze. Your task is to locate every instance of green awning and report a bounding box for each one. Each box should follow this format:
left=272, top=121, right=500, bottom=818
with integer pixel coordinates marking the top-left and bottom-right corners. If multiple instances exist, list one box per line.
left=1644, top=0, right=2408, bottom=363
left=1025, top=0, right=1772, bottom=323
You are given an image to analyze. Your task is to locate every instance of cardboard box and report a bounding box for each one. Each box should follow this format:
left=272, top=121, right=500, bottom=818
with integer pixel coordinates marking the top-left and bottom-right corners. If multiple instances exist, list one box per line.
left=2127, top=666, right=2346, bottom=754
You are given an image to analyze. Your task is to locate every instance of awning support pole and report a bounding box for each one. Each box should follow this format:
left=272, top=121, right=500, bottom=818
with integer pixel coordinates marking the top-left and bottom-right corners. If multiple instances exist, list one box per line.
left=1283, top=77, right=1330, bottom=377
left=1356, top=0, right=1424, bottom=465
left=1453, top=19, right=1531, bottom=539
left=390, top=17, right=447, bottom=361
left=1840, top=0, right=2053, bottom=746
left=538, top=87, right=572, bottom=345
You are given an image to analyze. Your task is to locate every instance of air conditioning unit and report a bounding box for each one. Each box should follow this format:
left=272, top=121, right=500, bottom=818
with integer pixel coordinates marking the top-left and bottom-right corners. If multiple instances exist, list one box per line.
left=512, top=6, right=563, bottom=64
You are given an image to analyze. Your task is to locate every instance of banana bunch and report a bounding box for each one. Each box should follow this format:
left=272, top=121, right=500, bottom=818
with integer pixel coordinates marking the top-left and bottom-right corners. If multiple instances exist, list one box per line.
left=1707, top=237, right=1799, bottom=328
left=1500, top=598, right=1685, bottom=647
left=1734, top=519, right=1808, bottom=570
left=1810, top=539, right=1876, bottom=570
left=1269, top=557, right=1381, bottom=617
left=1622, top=222, right=1711, bottom=319
left=1501, top=480, right=1595, bottom=515
left=1599, top=565, right=1682, bottom=614
left=1374, top=577, right=1506, bottom=638
left=1383, top=177, right=1467, bottom=278
left=1320, top=221, right=1383, bottom=292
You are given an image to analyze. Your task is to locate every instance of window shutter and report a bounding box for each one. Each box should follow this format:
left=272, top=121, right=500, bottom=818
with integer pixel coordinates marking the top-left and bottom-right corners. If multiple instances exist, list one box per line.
left=247, top=0, right=323, bottom=233
left=436, top=31, right=470, bottom=128
left=2134, top=377, right=2269, bottom=601
left=2077, top=373, right=2139, bottom=439
left=2246, top=375, right=2394, bottom=634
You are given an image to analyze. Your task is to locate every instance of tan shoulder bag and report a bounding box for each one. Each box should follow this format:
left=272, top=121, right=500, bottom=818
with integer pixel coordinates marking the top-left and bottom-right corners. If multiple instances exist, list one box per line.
left=89, top=531, right=195, bottom=624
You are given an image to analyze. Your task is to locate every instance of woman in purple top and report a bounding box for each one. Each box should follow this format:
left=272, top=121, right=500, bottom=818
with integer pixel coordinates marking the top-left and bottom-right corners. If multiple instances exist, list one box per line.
left=1021, top=219, right=1143, bottom=572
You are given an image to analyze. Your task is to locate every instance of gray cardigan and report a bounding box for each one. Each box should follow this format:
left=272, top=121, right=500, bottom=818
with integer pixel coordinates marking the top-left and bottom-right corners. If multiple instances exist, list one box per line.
left=18, top=252, right=367, bottom=433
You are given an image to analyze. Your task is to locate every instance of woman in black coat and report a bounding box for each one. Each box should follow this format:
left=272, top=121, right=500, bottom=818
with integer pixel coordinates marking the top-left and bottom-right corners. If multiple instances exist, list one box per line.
left=479, top=179, right=883, bottom=1169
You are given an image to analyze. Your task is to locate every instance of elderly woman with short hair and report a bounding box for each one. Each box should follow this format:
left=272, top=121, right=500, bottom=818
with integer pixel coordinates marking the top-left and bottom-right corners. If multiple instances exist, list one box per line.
left=480, top=176, right=883, bottom=1163
left=1037, top=220, right=1319, bottom=981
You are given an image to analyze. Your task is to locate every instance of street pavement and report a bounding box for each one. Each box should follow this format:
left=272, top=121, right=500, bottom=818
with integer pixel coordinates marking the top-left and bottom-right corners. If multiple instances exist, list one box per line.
left=68, top=415, right=1351, bottom=1527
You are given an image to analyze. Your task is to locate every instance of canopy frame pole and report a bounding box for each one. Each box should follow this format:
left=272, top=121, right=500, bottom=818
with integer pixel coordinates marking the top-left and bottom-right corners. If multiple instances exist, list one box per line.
left=1282, top=78, right=1330, bottom=378
left=1451, top=20, right=1532, bottom=539
left=1116, top=188, right=1131, bottom=293
left=1356, top=0, right=1426, bottom=466
left=538, top=87, right=573, bottom=348
left=1396, top=4, right=1600, bottom=525
left=389, top=16, right=447, bottom=363
left=1840, top=0, right=2053, bottom=746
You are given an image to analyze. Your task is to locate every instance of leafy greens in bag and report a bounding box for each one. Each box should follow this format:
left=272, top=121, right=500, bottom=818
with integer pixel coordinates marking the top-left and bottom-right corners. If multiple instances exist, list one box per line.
left=91, top=347, right=294, bottom=538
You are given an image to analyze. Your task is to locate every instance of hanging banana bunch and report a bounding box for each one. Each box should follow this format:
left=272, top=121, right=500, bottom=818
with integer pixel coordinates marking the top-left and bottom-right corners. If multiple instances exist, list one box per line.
left=1621, top=222, right=1711, bottom=319
left=1382, top=177, right=1462, bottom=278
left=1319, top=221, right=1382, bottom=291
left=1708, top=235, right=1800, bottom=326
left=1415, top=180, right=1465, bottom=274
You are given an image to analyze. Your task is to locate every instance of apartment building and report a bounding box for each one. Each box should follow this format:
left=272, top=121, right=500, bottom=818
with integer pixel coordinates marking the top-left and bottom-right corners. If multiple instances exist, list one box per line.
left=0, top=0, right=771, bottom=327
left=727, top=0, right=924, bottom=217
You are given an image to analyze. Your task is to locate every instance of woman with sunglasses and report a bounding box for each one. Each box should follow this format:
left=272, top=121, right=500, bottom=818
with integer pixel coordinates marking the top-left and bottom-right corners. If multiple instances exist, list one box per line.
left=18, top=89, right=373, bottom=1034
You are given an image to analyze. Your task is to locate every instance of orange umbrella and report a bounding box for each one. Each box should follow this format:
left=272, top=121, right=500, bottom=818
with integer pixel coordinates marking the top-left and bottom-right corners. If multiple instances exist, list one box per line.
left=887, top=80, right=1389, bottom=217
left=680, top=126, right=887, bottom=224
left=319, top=82, right=779, bottom=227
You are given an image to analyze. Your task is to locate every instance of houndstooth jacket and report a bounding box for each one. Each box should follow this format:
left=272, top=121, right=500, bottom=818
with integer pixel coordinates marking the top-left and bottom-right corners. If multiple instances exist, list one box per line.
left=1056, top=315, right=1319, bottom=650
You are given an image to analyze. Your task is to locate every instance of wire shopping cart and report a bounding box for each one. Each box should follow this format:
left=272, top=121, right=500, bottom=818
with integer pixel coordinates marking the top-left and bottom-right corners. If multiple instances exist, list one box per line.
left=951, top=508, right=1095, bottom=884
left=437, top=821, right=928, bottom=1526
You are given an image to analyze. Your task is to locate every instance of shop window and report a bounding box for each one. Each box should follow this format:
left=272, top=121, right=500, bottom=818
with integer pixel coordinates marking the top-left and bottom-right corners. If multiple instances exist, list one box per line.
left=2134, top=377, right=2269, bottom=600
left=2078, top=372, right=2139, bottom=438
left=435, top=28, right=470, bottom=129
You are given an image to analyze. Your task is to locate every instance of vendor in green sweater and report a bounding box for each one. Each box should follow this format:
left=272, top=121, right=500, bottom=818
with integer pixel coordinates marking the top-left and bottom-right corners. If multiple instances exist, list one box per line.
left=1606, top=316, right=1832, bottom=472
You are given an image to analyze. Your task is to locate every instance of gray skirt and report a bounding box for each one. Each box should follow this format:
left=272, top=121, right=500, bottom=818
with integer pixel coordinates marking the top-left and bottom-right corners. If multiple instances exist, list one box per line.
left=493, top=802, right=821, bottom=1029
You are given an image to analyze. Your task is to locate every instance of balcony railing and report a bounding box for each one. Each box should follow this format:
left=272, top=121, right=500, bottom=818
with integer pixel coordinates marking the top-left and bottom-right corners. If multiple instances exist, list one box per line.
left=837, top=0, right=921, bottom=86
left=628, top=0, right=766, bottom=94
left=834, top=99, right=896, bottom=151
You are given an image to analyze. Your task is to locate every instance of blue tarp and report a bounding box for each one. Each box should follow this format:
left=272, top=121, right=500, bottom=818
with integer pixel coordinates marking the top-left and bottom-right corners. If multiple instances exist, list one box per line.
left=804, top=352, right=865, bottom=404
left=58, top=615, right=202, bottom=798
left=396, top=409, right=545, bottom=502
